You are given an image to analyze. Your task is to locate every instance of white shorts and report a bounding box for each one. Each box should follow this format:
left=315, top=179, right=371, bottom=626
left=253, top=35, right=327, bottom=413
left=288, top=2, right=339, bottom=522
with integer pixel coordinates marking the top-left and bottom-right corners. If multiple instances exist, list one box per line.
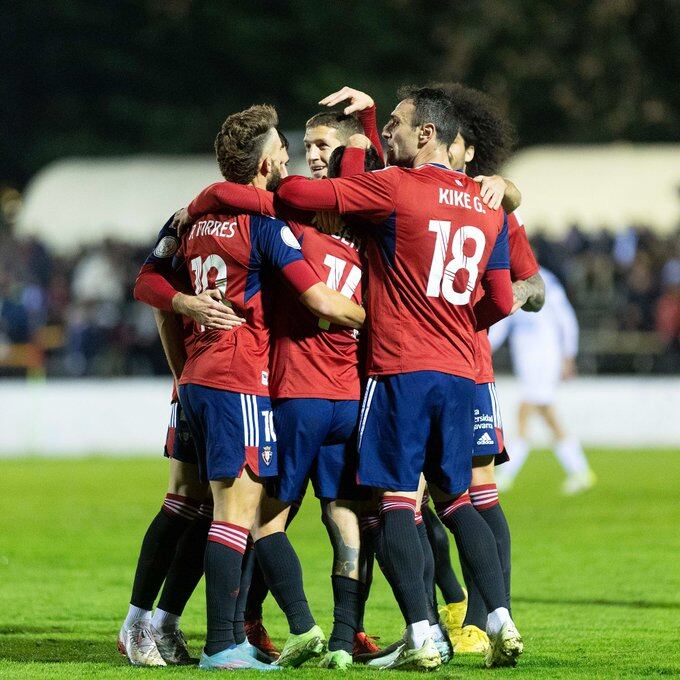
left=514, top=351, right=561, bottom=405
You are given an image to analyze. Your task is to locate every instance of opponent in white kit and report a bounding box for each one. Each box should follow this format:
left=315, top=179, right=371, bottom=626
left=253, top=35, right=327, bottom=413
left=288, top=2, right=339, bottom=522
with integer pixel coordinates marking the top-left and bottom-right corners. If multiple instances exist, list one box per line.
left=489, top=267, right=596, bottom=494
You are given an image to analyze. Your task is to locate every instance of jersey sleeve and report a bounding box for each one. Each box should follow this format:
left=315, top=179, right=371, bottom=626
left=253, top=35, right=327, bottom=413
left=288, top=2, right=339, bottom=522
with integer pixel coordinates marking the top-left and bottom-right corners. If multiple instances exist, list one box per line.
left=142, top=214, right=181, bottom=268
left=356, top=105, right=385, bottom=161
left=188, top=182, right=274, bottom=219
left=485, top=213, right=510, bottom=271
left=340, top=147, right=367, bottom=177
left=508, top=211, right=539, bottom=281
left=330, top=166, right=400, bottom=222
left=134, top=214, right=183, bottom=311
left=250, top=215, right=320, bottom=295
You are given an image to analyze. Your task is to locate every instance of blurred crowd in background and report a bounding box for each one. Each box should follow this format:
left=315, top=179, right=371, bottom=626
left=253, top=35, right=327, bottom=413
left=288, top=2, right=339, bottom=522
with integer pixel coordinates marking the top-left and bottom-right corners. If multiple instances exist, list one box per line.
left=1, top=212, right=678, bottom=378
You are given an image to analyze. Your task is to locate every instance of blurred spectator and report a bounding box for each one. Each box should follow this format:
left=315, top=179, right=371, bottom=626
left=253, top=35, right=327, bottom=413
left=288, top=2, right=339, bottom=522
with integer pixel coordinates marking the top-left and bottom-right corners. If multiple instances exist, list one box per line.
left=0, top=221, right=678, bottom=377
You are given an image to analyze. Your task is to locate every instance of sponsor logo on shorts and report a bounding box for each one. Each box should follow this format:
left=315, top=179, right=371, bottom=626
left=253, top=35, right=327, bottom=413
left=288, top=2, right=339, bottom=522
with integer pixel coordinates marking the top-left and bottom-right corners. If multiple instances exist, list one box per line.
left=476, top=432, right=494, bottom=446
left=262, top=446, right=273, bottom=466
left=153, top=235, right=179, bottom=258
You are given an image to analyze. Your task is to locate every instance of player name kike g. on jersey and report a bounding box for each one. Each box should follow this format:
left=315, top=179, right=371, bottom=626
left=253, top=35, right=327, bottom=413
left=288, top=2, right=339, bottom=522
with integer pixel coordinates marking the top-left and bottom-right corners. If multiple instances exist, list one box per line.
left=475, top=210, right=540, bottom=384
left=329, top=163, right=508, bottom=380
left=177, top=212, right=314, bottom=396
left=269, top=221, right=364, bottom=400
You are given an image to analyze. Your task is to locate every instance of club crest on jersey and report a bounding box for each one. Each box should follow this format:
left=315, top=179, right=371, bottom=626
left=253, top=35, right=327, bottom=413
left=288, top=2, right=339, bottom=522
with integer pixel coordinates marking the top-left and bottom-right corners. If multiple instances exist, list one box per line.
left=261, top=446, right=273, bottom=466
left=261, top=371, right=269, bottom=386
left=153, top=235, right=179, bottom=258
left=280, top=226, right=301, bottom=249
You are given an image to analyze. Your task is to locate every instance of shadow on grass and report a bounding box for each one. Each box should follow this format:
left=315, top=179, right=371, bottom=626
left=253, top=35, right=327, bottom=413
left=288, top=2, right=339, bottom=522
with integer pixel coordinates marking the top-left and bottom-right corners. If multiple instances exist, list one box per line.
left=514, top=596, right=680, bottom=610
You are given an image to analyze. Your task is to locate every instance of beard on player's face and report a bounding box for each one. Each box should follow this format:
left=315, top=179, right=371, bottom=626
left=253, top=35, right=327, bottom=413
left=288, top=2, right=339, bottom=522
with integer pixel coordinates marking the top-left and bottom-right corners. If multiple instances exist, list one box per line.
left=386, top=133, right=418, bottom=167
left=266, top=165, right=283, bottom=191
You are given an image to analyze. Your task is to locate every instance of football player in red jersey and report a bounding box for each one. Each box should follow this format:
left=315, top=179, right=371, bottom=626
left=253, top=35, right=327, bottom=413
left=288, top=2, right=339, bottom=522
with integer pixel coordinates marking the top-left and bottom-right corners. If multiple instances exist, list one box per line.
left=414, top=84, right=544, bottom=656
left=175, top=134, right=385, bottom=669
left=135, top=104, right=365, bottom=671
left=276, top=86, right=522, bottom=669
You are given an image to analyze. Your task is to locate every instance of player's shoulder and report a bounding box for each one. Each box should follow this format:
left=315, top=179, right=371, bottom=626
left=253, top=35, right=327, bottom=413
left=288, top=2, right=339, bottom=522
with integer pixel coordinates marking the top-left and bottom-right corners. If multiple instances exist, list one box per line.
left=249, top=213, right=301, bottom=250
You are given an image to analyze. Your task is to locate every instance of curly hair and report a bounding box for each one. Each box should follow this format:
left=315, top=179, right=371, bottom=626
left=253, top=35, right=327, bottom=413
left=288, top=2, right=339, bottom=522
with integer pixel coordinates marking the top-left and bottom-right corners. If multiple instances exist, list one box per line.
left=214, top=105, right=279, bottom=184
left=305, top=111, right=363, bottom=141
left=433, top=82, right=517, bottom=177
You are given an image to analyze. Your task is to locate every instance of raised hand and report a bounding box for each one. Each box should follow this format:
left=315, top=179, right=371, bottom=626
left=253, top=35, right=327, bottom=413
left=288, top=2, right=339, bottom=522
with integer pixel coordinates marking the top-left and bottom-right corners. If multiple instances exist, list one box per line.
left=172, top=207, right=193, bottom=236
left=319, top=86, right=374, bottom=115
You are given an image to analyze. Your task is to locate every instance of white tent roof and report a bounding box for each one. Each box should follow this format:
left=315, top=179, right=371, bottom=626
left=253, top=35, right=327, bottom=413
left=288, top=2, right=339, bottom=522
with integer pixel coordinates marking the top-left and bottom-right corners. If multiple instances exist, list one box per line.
left=15, top=144, right=680, bottom=253
left=503, top=144, right=680, bottom=234
left=16, top=156, right=221, bottom=253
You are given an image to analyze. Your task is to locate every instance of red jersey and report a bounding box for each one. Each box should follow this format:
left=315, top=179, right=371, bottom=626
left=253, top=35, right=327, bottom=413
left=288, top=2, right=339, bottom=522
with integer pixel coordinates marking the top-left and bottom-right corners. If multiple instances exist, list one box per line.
left=328, top=164, right=509, bottom=379
left=187, top=184, right=364, bottom=400
left=177, top=212, right=318, bottom=395
left=270, top=222, right=364, bottom=400
left=475, top=210, right=540, bottom=383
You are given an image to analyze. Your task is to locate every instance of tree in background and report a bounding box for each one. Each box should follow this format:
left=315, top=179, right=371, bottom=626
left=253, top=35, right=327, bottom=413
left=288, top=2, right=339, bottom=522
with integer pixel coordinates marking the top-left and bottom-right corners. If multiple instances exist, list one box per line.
left=2, top=0, right=678, bottom=187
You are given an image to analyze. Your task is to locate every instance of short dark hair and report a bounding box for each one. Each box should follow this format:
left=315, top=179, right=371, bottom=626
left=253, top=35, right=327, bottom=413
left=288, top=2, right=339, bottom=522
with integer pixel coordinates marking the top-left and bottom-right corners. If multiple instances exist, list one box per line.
left=214, top=105, right=278, bottom=184
left=397, top=85, right=460, bottom=147
left=277, top=129, right=289, bottom=150
left=434, top=82, right=517, bottom=176
left=327, top=145, right=385, bottom=178
left=305, top=111, right=363, bottom=142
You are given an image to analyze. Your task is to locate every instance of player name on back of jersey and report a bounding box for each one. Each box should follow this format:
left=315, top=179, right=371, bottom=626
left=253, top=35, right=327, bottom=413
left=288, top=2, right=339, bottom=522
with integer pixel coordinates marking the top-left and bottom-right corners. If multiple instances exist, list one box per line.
left=187, top=218, right=237, bottom=240
left=330, top=224, right=362, bottom=253
left=438, top=186, right=488, bottom=214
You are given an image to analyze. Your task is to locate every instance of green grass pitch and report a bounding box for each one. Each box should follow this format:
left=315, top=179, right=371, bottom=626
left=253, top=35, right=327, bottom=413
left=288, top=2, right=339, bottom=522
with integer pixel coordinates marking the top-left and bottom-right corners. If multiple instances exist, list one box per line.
left=1, top=449, right=679, bottom=679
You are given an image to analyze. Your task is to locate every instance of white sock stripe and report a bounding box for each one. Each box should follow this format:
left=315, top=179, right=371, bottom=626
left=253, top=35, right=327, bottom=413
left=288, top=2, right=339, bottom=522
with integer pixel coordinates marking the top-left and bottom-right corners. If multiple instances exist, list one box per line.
left=379, top=501, right=416, bottom=514
left=209, top=523, right=249, bottom=540
left=358, top=377, right=378, bottom=448
left=163, top=498, right=199, bottom=517
left=469, top=487, right=498, bottom=497
left=208, top=526, right=249, bottom=548
left=198, top=504, right=213, bottom=519
left=163, top=504, right=199, bottom=520
left=164, top=497, right=199, bottom=510
left=250, top=396, right=260, bottom=447
left=470, top=492, right=499, bottom=502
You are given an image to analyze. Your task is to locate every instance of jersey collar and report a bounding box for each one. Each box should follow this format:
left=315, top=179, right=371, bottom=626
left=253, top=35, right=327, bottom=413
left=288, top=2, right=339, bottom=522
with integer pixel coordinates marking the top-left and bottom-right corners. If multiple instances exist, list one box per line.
left=417, top=162, right=466, bottom=176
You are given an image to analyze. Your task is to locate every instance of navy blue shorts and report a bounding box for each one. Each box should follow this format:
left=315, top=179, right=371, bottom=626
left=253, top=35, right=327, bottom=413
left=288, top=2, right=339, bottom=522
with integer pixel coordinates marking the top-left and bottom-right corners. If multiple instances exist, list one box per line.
left=473, top=382, right=509, bottom=465
left=164, top=401, right=198, bottom=465
left=273, top=398, right=365, bottom=502
left=357, top=371, right=475, bottom=495
left=178, top=383, right=278, bottom=483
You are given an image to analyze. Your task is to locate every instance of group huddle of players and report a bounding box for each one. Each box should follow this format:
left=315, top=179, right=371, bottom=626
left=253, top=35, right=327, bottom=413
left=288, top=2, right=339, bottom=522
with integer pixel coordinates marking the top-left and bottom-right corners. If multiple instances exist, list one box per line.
left=119, top=82, right=546, bottom=671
